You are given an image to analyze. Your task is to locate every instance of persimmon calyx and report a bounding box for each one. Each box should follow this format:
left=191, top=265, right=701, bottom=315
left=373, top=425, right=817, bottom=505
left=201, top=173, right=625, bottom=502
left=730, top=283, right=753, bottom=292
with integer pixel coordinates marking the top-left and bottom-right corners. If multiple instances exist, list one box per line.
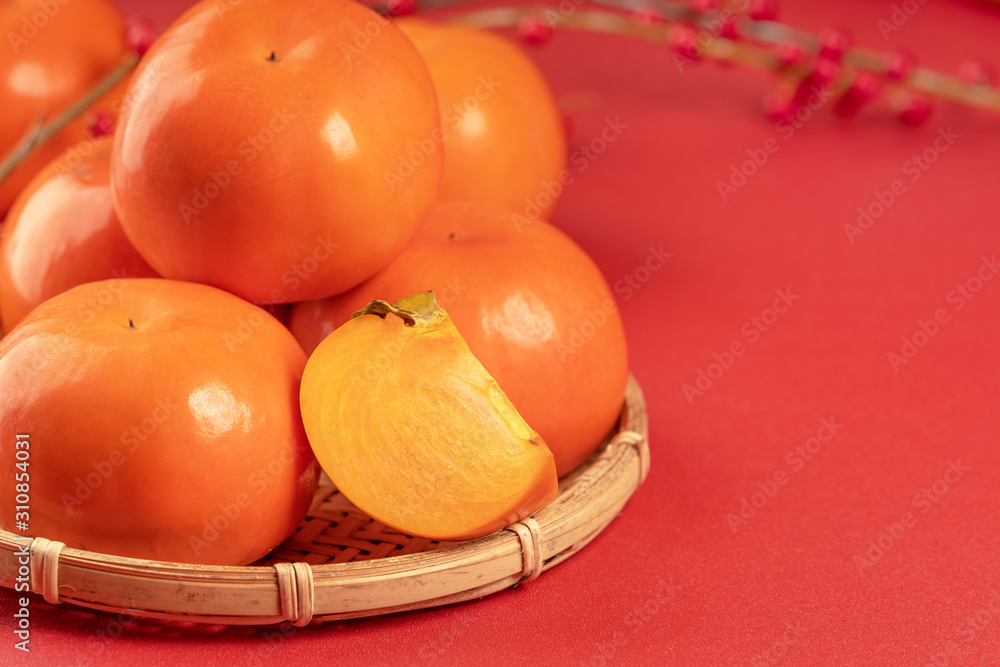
left=351, top=291, right=446, bottom=327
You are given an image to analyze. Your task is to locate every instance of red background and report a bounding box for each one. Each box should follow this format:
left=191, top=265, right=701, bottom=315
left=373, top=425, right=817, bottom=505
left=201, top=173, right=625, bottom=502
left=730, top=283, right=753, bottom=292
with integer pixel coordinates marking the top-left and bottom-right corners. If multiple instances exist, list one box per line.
left=4, top=0, right=1000, bottom=664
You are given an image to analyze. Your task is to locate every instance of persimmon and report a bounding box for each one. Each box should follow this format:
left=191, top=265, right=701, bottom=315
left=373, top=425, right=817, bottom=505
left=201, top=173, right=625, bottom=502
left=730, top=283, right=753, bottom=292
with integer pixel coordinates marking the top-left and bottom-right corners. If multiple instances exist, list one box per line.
left=111, top=0, right=442, bottom=304
left=395, top=18, right=567, bottom=220
left=0, top=0, right=129, bottom=214
left=0, top=279, right=319, bottom=565
left=300, top=292, right=557, bottom=541
left=0, top=136, right=158, bottom=331
left=290, top=202, right=629, bottom=477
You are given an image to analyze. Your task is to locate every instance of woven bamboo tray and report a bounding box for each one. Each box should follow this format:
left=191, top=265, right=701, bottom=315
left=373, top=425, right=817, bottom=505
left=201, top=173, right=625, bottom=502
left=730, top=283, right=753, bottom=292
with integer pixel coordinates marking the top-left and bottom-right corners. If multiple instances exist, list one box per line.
left=0, top=376, right=648, bottom=626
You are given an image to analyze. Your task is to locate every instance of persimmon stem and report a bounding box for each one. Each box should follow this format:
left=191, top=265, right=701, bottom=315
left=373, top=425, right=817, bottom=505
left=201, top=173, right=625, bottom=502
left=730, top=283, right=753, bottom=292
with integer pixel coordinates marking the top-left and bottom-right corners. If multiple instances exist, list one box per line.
left=352, top=292, right=444, bottom=326
left=0, top=53, right=140, bottom=185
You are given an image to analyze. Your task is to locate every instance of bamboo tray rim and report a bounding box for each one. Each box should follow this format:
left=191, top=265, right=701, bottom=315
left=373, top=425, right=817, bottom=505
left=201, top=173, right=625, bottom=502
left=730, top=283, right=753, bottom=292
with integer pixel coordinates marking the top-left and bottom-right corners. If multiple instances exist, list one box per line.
left=0, top=375, right=649, bottom=626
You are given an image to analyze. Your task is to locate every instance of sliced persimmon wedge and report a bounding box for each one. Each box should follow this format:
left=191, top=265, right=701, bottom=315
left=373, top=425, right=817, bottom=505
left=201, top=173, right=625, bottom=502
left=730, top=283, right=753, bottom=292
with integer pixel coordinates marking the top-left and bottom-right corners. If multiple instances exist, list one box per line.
left=300, top=291, right=558, bottom=541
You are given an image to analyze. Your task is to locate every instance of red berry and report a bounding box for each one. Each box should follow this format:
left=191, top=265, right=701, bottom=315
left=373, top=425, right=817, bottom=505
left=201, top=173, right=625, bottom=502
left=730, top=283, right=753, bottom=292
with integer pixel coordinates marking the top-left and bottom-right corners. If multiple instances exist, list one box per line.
left=715, top=15, right=739, bottom=40
left=633, top=7, right=665, bottom=26
left=668, top=23, right=701, bottom=61
left=812, top=57, right=839, bottom=85
left=885, top=50, right=916, bottom=81
left=762, top=90, right=794, bottom=122
left=818, top=27, right=851, bottom=63
left=124, top=17, right=157, bottom=56
left=748, top=0, right=778, bottom=21
left=690, top=0, right=717, bottom=12
left=87, top=112, right=114, bottom=138
left=833, top=71, right=880, bottom=118
left=519, top=14, right=553, bottom=46
left=386, top=0, right=417, bottom=17
left=793, top=57, right=838, bottom=106
left=898, top=95, right=933, bottom=127
left=958, top=59, right=996, bottom=87
left=775, top=42, right=805, bottom=69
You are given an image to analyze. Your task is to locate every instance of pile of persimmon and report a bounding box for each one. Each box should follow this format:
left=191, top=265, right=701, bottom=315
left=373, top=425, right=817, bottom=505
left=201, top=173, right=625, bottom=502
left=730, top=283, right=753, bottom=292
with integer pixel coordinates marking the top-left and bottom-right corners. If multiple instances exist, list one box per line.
left=0, top=0, right=629, bottom=565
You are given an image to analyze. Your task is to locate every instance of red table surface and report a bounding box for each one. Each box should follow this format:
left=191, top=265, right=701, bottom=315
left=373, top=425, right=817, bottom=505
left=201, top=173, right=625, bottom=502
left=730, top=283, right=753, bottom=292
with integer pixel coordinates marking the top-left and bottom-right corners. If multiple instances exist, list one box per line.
left=4, top=0, right=1000, bottom=664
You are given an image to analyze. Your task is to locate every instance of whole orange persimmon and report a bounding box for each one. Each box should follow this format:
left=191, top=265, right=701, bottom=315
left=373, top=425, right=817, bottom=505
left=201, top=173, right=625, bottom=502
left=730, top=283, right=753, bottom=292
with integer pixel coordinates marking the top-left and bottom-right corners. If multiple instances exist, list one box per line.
left=112, top=0, right=442, bottom=304
left=0, top=0, right=129, bottom=214
left=290, top=202, right=629, bottom=476
left=395, top=18, right=567, bottom=221
left=0, top=136, right=158, bottom=331
left=0, top=279, right=319, bottom=565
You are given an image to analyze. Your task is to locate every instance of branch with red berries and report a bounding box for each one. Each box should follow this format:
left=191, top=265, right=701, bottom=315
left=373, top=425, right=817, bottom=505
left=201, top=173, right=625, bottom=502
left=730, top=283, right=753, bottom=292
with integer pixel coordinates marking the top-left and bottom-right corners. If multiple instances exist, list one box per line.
left=2, top=0, right=998, bottom=188
left=399, top=0, right=1000, bottom=125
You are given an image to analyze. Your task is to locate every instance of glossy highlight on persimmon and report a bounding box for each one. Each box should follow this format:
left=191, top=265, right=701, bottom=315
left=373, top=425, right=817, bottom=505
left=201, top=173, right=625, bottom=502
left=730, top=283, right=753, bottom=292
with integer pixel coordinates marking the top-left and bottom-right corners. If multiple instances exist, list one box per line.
left=300, top=292, right=558, bottom=541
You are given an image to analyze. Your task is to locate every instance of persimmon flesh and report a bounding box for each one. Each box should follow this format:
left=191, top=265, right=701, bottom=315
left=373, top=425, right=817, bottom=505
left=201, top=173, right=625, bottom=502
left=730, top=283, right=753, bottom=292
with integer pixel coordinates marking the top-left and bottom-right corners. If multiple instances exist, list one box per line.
left=300, top=293, right=557, bottom=541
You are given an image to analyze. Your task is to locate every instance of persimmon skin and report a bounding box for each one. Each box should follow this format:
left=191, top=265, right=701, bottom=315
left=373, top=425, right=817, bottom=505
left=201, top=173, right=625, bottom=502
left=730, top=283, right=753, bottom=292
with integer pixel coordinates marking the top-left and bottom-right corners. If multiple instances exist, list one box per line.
left=395, top=18, right=567, bottom=221
left=300, top=294, right=557, bottom=542
left=0, top=279, right=319, bottom=565
left=0, top=137, right=158, bottom=331
left=290, top=202, right=629, bottom=477
left=112, top=0, right=442, bottom=304
left=0, top=0, right=128, bottom=214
